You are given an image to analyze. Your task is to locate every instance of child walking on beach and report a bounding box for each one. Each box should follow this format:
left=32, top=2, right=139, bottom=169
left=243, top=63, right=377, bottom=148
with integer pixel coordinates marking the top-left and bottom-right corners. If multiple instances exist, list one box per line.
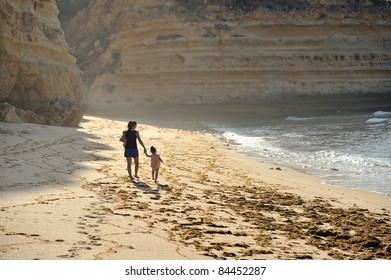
left=145, top=146, right=164, bottom=183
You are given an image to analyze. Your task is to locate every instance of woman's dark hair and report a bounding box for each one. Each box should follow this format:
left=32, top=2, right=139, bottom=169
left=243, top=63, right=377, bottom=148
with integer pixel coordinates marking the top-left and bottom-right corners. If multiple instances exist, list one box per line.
left=127, top=121, right=134, bottom=130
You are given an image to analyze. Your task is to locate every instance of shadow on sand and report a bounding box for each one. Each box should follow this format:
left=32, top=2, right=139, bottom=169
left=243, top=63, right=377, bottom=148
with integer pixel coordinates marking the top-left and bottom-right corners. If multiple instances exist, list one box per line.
left=132, top=181, right=171, bottom=194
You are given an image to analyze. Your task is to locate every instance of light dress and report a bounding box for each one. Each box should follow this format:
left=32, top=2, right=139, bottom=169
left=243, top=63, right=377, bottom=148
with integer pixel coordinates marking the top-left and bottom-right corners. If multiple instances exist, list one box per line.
left=150, top=154, right=161, bottom=170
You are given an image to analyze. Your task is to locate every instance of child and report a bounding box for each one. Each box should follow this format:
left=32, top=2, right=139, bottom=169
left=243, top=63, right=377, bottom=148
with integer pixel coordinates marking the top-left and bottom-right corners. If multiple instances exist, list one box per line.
left=144, top=146, right=163, bottom=183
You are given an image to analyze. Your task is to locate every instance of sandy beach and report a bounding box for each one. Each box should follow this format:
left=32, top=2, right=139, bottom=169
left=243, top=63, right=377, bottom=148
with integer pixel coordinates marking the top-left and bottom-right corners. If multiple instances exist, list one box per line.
left=0, top=115, right=390, bottom=260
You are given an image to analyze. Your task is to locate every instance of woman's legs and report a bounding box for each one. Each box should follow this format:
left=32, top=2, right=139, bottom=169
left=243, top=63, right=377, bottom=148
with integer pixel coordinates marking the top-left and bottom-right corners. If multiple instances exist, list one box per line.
left=134, top=157, right=140, bottom=178
left=126, top=157, right=134, bottom=181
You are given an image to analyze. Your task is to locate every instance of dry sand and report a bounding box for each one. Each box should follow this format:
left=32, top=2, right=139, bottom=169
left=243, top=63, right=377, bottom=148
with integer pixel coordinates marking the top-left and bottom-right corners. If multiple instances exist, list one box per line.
left=0, top=115, right=390, bottom=260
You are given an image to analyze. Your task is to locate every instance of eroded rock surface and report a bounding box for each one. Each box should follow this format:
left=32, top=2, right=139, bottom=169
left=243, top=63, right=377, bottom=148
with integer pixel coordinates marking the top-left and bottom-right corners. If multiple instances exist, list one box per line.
left=62, top=0, right=391, bottom=111
left=0, top=0, right=85, bottom=126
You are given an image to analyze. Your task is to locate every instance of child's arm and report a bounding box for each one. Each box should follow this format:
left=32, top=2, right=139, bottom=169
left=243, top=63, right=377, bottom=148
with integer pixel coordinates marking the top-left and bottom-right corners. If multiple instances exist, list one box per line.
left=144, top=151, right=151, bottom=158
left=159, top=155, right=163, bottom=163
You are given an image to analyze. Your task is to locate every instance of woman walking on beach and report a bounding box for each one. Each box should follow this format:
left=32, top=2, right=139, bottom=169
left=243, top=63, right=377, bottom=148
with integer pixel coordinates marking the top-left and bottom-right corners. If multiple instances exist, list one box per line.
left=120, top=121, right=147, bottom=181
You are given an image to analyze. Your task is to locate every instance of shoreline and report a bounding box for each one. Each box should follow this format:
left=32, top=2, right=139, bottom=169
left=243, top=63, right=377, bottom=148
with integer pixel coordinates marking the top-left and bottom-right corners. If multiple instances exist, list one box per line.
left=208, top=132, right=391, bottom=214
left=88, top=112, right=391, bottom=200
left=0, top=115, right=390, bottom=260
left=234, top=147, right=391, bottom=199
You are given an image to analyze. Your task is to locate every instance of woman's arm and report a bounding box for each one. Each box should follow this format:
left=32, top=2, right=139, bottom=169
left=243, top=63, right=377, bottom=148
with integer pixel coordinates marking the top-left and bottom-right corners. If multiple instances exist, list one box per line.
left=136, top=131, right=147, bottom=152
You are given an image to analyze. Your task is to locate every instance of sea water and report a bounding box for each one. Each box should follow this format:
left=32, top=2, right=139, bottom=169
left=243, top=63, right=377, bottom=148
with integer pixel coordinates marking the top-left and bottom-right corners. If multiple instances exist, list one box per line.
left=205, top=111, right=391, bottom=195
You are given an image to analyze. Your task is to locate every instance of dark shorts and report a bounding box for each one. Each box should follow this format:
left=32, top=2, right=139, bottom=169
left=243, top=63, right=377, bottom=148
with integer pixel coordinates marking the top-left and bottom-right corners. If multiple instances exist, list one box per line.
left=124, top=148, right=139, bottom=158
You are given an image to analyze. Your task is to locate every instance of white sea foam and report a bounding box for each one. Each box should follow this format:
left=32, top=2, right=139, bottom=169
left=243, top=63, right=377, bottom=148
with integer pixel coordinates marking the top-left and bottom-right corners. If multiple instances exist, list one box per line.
left=373, top=111, right=391, bottom=117
left=285, top=116, right=313, bottom=121
left=211, top=113, right=391, bottom=195
left=222, top=131, right=280, bottom=153
left=366, top=118, right=389, bottom=124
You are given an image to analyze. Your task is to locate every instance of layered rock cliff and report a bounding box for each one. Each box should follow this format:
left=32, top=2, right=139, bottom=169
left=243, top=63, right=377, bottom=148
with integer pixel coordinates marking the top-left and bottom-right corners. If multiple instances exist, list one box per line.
left=62, top=0, right=391, bottom=112
left=0, top=0, right=85, bottom=126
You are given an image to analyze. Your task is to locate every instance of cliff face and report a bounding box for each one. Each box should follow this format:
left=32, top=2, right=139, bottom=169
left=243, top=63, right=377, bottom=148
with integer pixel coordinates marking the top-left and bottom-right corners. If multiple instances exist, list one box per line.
left=63, top=0, right=391, bottom=111
left=0, top=0, right=85, bottom=126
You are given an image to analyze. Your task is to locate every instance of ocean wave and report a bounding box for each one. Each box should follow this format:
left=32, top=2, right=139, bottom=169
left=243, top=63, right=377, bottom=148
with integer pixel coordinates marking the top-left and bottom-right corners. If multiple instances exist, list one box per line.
left=208, top=115, right=391, bottom=195
left=285, top=116, right=313, bottom=121
left=222, top=131, right=282, bottom=155
left=366, top=118, right=390, bottom=124
left=315, top=150, right=367, bottom=166
left=373, top=111, right=391, bottom=118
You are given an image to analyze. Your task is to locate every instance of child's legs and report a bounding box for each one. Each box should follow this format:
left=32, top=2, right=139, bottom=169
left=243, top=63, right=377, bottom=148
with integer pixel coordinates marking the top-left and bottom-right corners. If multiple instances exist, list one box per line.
left=155, top=168, right=159, bottom=181
left=153, top=168, right=159, bottom=181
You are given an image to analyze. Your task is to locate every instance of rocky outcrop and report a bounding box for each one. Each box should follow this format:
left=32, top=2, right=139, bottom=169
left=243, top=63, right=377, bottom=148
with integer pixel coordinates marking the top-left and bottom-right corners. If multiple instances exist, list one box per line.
left=0, top=0, right=85, bottom=126
left=0, top=102, right=23, bottom=123
left=63, top=0, right=391, bottom=111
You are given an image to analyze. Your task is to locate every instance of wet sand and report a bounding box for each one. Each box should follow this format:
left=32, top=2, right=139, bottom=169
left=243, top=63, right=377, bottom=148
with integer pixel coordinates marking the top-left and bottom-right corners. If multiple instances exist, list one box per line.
left=0, top=115, right=390, bottom=260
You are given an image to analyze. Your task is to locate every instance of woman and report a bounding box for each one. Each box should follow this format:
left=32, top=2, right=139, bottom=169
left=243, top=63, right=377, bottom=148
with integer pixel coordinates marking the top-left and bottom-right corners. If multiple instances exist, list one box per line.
left=120, top=121, right=147, bottom=181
